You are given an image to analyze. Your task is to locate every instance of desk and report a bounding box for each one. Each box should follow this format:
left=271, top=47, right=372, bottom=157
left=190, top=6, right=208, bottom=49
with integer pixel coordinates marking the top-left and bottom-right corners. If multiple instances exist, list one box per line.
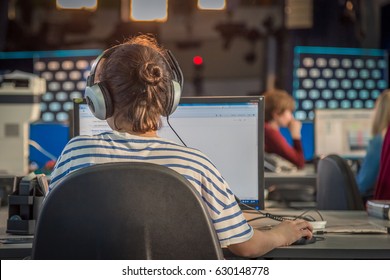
left=234, top=210, right=390, bottom=259
left=0, top=207, right=32, bottom=260
left=265, top=165, right=317, bottom=204
left=264, top=164, right=316, bottom=189
left=0, top=242, right=32, bottom=260
left=2, top=207, right=390, bottom=260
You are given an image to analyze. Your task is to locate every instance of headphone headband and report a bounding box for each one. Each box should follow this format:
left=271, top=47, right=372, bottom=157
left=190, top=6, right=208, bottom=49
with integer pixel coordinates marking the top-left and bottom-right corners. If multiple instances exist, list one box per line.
left=86, top=46, right=118, bottom=87
left=165, top=50, right=184, bottom=89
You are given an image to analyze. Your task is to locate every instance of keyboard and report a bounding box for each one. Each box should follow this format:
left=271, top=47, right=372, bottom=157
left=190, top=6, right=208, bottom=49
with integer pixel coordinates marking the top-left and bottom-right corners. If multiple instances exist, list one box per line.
left=0, top=237, right=34, bottom=244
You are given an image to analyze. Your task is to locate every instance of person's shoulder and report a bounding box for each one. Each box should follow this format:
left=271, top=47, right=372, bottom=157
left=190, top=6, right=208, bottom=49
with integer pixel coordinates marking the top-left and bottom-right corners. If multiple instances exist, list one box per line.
left=171, top=142, right=217, bottom=165
left=66, top=133, right=114, bottom=148
left=175, top=143, right=212, bottom=160
left=70, top=132, right=113, bottom=142
left=264, top=122, right=277, bottom=131
left=156, top=136, right=216, bottom=164
left=264, top=122, right=281, bottom=137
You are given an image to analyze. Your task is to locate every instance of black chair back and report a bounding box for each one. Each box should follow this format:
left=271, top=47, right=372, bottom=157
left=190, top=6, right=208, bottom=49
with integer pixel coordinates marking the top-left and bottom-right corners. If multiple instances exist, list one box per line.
left=32, top=162, right=223, bottom=259
left=316, top=154, right=364, bottom=210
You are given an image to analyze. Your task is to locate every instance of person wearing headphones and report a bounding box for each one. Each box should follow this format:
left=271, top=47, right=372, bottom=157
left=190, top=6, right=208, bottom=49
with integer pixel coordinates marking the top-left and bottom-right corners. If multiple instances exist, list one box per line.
left=48, top=35, right=312, bottom=258
left=263, top=89, right=305, bottom=169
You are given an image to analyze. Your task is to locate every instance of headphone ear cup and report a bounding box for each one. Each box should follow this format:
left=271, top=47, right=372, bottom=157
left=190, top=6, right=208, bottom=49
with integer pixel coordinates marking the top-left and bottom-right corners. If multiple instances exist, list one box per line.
left=163, top=80, right=181, bottom=117
left=165, top=80, right=182, bottom=116
left=84, top=82, right=114, bottom=120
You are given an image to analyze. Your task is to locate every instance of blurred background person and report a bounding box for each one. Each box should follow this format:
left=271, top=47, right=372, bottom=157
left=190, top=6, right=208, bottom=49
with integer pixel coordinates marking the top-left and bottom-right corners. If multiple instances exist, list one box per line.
left=357, top=89, right=390, bottom=201
left=263, top=89, right=305, bottom=169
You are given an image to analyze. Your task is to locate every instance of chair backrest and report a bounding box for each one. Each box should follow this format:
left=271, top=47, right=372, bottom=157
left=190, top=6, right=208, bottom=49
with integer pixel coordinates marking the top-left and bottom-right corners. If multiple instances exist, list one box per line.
left=316, top=154, right=364, bottom=210
left=32, top=162, right=224, bottom=260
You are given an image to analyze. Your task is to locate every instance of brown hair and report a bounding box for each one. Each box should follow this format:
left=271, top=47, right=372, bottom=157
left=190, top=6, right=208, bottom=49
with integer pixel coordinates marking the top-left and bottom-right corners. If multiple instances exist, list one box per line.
left=372, top=89, right=390, bottom=136
left=100, top=35, right=172, bottom=133
left=263, top=89, right=295, bottom=122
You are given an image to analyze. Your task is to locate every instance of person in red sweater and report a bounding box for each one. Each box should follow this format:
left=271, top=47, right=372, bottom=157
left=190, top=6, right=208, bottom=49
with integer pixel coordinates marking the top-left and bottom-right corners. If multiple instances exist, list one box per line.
left=374, top=124, right=390, bottom=200
left=263, top=89, right=305, bottom=169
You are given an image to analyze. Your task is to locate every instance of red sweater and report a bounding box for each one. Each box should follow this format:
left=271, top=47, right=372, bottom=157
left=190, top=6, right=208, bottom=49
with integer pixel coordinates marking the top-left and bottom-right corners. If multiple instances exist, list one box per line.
left=374, top=126, right=390, bottom=200
left=264, top=123, right=305, bottom=169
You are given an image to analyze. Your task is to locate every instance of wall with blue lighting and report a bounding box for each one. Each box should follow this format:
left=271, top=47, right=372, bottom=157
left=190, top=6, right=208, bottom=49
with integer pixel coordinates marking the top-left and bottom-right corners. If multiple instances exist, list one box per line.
left=29, top=123, right=69, bottom=169
left=292, top=46, right=388, bottom=121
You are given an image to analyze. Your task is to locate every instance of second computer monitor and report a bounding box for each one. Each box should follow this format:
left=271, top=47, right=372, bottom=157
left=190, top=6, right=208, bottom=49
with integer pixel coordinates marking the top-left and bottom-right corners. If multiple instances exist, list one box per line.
left=314, top=108, right=374, bottom=159
left=73, top=96, right=265, bottom=209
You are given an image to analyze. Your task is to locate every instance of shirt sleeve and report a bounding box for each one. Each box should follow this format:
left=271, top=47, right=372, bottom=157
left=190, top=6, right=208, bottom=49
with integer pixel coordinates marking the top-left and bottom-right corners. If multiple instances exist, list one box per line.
left=356, top=135, right=383, bottom=196
left=195, top=158, right=254, bottom=247
left=210, top=193, right=254, bottom=247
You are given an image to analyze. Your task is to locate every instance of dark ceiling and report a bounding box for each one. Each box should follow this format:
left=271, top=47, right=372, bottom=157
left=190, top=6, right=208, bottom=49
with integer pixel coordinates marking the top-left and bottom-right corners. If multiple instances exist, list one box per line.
left=0, top=0, right=279, bottom=52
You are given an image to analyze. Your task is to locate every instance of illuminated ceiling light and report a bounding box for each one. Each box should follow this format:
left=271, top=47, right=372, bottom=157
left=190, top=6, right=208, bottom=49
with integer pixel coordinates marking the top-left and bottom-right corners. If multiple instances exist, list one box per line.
left=198, top=0, right=226, bottom=10
left=56, top=0, right=98, bottom=11
left=129, top=0, right=168, bottom=22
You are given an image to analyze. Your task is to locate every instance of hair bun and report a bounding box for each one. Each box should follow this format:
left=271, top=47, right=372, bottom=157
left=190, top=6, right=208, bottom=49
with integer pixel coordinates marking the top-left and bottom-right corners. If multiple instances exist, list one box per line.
left=139, top=62, right=163, bottom=86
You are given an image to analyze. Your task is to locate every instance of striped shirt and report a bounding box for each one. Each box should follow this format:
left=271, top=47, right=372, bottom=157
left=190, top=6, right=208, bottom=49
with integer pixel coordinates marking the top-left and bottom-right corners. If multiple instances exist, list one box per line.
left=49, top=130, right=253, bottom=247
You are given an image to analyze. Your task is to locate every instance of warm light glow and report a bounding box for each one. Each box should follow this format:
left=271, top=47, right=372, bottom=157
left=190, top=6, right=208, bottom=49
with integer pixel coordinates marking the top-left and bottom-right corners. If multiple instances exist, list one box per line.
left=56, top=0, right=97, bottom=11
left=198, top=0, right=226, bottom=10
left=130, top=0, right=168, bottom=22
left=346, top=0, right=353, bottom=10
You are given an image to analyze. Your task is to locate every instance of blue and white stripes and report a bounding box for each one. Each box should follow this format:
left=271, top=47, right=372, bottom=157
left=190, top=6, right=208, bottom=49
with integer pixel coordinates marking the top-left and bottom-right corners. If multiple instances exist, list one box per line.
left=49, top=130, right=253, bottom=247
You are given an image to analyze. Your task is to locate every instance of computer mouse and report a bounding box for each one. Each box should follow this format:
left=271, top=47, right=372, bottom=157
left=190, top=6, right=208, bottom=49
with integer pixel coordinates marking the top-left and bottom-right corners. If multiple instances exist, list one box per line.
left=291, top=236, right=317, bottom=246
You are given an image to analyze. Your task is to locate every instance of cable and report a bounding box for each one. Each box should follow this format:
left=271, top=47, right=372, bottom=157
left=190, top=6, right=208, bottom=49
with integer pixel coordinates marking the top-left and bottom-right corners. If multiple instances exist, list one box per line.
left=246, top=216, right=268, bottom=223
left=28, top=140, right=57, bottom=161
left=237, top=197, right=324, bottom=222
left=166, top=116, right=187, bottom=147
left=295, top=209, right=324, bottom=221
left=237, top=197, right=295, bottom=222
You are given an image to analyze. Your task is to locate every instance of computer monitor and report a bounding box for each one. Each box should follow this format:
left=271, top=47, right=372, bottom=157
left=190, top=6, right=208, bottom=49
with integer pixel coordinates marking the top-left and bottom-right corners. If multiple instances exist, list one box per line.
left=73, top=96, right=265, bottom=209
left=314, top=108, right=374, bottom=159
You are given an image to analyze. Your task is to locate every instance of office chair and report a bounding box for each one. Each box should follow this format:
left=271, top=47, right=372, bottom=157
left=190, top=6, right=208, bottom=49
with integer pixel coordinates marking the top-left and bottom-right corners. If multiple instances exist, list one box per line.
left=316, top=154, right=364, bottom=210
left=32, top=162, right=224, bottom=260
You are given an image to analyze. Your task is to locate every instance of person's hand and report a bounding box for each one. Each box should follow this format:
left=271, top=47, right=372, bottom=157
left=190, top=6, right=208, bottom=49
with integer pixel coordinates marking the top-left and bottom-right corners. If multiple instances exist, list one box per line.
left=271, top=219, right=313, bottom=246
left=288, top=118, right=302, bottom=140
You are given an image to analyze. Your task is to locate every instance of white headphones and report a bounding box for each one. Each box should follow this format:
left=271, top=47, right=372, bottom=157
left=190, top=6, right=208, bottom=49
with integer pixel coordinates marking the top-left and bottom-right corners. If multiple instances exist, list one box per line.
left=85, top=46, right=183, bottom=120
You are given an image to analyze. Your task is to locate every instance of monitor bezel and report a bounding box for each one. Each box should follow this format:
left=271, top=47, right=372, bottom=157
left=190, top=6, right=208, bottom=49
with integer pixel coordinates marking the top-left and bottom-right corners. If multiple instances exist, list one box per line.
left=73, top=96, right=265, bottom=209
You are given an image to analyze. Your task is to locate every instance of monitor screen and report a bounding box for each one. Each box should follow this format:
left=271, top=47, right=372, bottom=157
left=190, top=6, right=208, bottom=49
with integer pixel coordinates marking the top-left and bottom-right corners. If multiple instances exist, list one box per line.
left=314, top=109, right=374, bottom=159
left=73, top=96, right=265, bottom=209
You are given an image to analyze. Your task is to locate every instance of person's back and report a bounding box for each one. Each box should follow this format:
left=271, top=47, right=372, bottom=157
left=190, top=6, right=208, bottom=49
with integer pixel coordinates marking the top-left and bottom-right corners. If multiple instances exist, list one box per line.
left=50, top=130, right=253, bottom=247
left=263, top=89, right=305, bottom=169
